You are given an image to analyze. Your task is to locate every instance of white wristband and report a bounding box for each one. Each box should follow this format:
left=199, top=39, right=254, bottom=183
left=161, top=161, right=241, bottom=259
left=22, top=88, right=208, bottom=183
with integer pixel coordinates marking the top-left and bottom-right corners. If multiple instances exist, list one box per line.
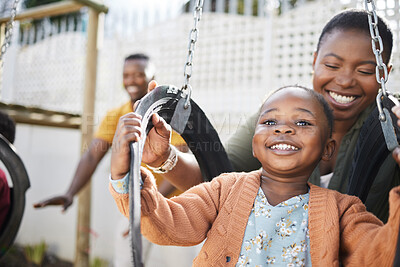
left=146, top=145, right=178, bottom=174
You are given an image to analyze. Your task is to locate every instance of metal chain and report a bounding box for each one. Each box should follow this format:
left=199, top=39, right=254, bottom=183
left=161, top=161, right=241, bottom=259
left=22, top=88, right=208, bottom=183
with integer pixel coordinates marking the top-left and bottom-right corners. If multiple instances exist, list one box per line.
left=182, top=0, right=204, bottom=108
left=365, top=0, right=400, bottom=142
left=364, top=0, right=389, bottom=96
left=0, top=0, right=19, bottom=62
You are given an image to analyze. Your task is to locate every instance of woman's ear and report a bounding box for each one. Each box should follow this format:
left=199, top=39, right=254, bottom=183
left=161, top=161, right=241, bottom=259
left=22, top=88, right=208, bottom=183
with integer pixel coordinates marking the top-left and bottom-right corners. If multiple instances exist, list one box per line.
left=322, top=138, right=336, bottom=161
left=312, top=51, right=318, bottom=69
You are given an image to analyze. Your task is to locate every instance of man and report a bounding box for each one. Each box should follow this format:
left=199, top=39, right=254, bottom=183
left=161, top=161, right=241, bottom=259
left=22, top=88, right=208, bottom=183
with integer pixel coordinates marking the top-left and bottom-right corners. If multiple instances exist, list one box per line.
left=34, top=53, right=182, bottom=210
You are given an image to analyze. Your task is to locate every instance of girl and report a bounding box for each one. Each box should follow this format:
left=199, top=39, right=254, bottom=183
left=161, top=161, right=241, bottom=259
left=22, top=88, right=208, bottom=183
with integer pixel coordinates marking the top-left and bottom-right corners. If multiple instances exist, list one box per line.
left=110, top=86, right=400, bottom=266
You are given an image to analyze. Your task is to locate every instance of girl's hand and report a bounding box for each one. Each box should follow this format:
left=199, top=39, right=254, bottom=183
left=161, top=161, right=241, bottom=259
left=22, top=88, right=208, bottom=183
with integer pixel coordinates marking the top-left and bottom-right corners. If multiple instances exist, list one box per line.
left=111, top=112, right=143, bottom=180
left=110, top=112, right=172, bottom=180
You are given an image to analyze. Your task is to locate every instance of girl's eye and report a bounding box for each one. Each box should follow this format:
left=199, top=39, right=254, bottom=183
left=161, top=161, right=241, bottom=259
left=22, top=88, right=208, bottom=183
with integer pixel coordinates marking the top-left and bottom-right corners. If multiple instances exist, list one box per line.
left=296, top=120, right=312, bottom=126
left=263, top=120, right=276, bottom=126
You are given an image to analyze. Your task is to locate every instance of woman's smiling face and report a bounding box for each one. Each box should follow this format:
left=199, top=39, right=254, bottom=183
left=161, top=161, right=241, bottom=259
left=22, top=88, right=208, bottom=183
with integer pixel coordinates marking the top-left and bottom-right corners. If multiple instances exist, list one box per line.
left=312, top=29, right=382, bottom=123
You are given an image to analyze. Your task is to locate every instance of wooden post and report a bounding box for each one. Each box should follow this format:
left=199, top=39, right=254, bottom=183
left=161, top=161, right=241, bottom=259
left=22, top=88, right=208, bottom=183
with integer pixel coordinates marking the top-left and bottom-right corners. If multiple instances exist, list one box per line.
left=75, top=7, right=99, bottom=267
left=0, top=1, right=108, bottom=266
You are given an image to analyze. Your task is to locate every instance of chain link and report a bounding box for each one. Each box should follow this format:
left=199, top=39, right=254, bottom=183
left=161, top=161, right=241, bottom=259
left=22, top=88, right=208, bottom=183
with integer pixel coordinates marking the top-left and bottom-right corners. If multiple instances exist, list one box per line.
left=0, top=0, right=19, bottom=62
left=364, top=0, right=389, bottom=95
left=182, top=0, right=204, bottom=108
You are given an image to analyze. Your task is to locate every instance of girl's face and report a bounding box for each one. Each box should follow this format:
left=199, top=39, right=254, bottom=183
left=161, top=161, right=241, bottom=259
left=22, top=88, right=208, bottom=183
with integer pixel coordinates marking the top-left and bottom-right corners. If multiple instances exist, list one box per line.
left=312, top=29, right=384, bottom=123
left=252, top=88, right=333, bottom=179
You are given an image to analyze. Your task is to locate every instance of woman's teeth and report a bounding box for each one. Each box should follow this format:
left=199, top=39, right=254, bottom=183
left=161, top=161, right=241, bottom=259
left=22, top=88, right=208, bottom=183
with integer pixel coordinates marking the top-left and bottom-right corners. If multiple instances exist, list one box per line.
left=270, top=144, right=299, bottom=151
left=329, top=91, right=356, bottom=104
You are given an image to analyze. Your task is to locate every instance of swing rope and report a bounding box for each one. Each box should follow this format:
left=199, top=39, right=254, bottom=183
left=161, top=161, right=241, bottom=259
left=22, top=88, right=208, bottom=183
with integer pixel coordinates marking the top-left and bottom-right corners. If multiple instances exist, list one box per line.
left=0, top=0, right=19, bottom=64
left=365, top=0, right=400, bottom=141
left=182, top=0, right=204, bottom=108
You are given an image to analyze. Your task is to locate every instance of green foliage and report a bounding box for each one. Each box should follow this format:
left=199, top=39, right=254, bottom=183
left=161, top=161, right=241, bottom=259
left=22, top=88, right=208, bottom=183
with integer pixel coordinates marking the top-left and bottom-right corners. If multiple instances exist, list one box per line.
left=90, top=257, right=109, bottom=267
left=20, top=0, right=83, bottom=44
left=237, top=0, right=259, bottom=16
left=0, top=243, right=73, bottom=266
left=23, top=0, right=62, bottom=9
left=276, top=0, right=315, bottom=15
left=183, top=0, right=316, bottom=16
left=23, top=240, right=48, bottom=265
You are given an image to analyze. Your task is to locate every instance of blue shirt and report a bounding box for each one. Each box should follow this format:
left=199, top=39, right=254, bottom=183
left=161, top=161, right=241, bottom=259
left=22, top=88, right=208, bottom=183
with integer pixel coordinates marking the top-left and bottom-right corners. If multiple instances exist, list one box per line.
left=236, top=188, right=311, bottom=266
left=109, top=173, right=130, bottom=194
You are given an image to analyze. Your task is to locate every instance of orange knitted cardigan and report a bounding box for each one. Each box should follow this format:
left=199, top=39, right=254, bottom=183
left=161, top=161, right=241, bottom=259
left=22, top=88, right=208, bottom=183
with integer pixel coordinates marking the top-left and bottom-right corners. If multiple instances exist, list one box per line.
left=110, top=168, right=400, bottom=266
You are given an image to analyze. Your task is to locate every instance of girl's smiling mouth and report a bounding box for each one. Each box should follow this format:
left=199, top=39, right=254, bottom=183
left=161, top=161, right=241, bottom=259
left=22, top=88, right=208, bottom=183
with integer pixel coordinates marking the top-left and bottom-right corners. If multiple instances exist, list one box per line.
left=269, top=143, right=299, bottom=151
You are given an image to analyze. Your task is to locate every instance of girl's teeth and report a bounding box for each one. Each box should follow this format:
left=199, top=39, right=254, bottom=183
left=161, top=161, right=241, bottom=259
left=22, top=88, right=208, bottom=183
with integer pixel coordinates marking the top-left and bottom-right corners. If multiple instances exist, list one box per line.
left=270, top=144, right=298, bottom=151
left=329, top=91, right=356, bottom=104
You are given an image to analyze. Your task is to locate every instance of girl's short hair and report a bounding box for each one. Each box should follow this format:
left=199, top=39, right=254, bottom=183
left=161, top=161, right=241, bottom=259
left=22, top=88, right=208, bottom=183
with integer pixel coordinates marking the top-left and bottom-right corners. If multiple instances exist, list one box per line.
left=265, top=85, right=334, bottom=137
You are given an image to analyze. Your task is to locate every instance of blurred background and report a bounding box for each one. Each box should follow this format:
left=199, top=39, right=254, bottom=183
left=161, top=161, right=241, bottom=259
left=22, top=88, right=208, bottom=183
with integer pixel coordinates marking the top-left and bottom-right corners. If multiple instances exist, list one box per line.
left=0, top=0, right=399, bottom=265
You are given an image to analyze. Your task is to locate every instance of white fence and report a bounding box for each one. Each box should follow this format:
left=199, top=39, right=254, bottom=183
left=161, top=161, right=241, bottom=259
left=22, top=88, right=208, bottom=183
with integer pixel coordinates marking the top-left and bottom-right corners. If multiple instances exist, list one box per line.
left=2, top=0, right=400, bottom=139
left=2, top=0, right=400, bottom=263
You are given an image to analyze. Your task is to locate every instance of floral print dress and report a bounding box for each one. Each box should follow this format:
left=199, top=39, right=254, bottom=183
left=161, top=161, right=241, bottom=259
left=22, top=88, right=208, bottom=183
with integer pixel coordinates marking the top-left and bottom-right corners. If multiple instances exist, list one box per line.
left=236, top=188, right=311, bottom=267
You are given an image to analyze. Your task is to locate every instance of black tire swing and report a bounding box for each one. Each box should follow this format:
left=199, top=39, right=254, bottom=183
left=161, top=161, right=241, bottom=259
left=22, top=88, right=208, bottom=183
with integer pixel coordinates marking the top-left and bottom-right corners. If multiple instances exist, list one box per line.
left=129, top=86, right=233, bottom=266
left=127, top=1, right=233, bottom=266
left=0, top=134, right=30, bottom=258
left=0, top=0, right=30, bottom=259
